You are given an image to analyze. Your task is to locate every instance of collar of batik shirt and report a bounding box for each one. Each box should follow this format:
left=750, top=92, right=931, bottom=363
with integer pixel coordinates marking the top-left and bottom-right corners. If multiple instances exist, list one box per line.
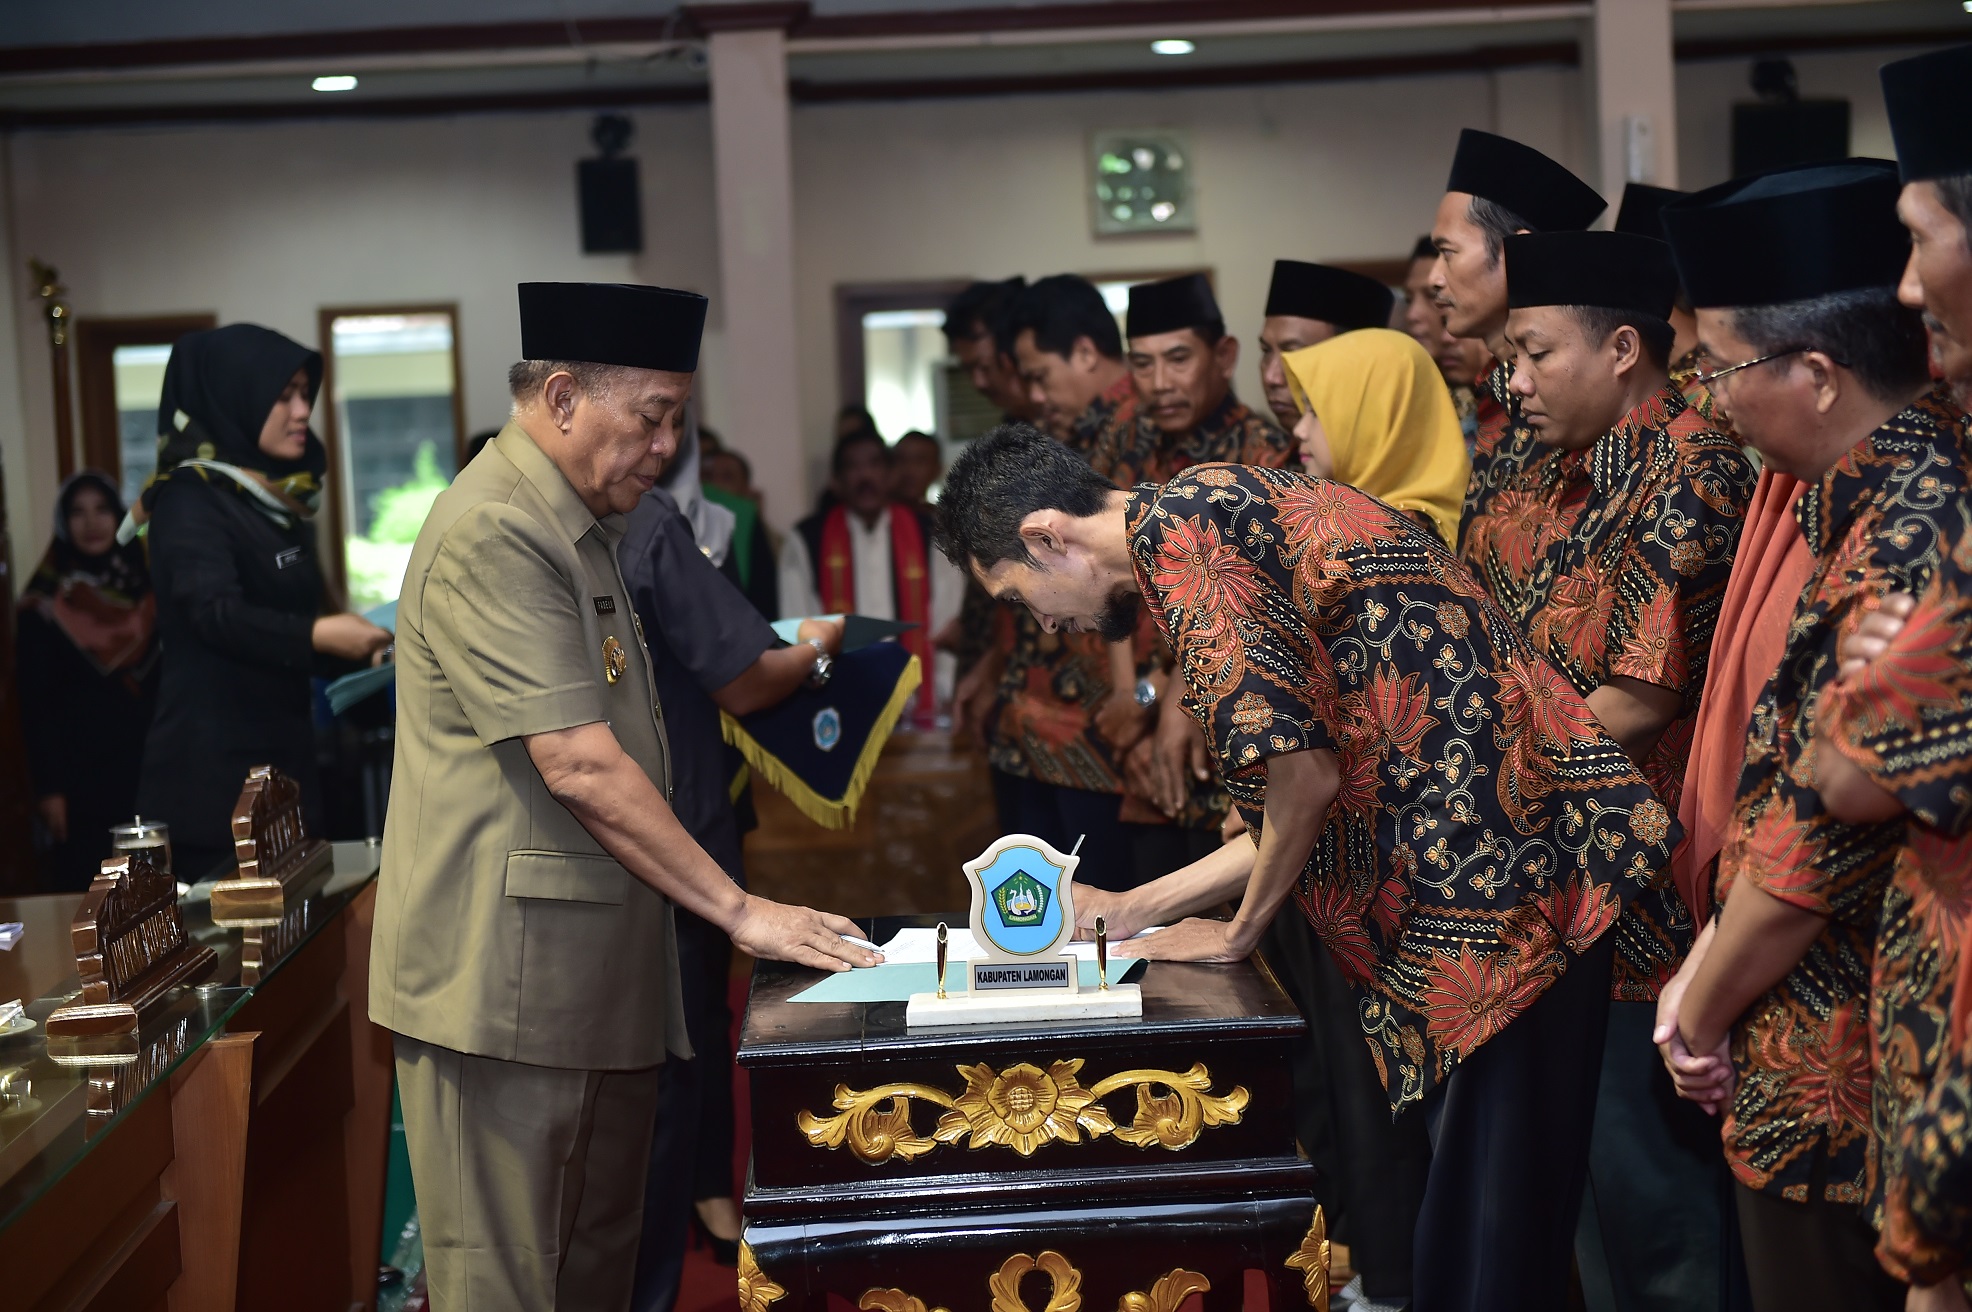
left=1587, top=384, right=1688, bottom=496
left=1795, top=384, right=1965, bottom=558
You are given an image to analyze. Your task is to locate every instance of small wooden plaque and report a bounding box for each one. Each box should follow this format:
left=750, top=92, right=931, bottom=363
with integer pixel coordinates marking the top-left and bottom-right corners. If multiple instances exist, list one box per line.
left=210, top=764, right=333, bottom=923
left=47, top=854, right=216, bottom=1039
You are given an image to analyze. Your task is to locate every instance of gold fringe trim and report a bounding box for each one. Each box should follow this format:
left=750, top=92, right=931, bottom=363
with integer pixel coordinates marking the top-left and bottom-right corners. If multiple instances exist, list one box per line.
left=720, top=655, right=920, bottom=830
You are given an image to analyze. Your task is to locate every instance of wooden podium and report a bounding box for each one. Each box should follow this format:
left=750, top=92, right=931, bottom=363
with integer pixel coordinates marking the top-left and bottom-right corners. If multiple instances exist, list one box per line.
left=738, top=915, right=1325, bottom=1312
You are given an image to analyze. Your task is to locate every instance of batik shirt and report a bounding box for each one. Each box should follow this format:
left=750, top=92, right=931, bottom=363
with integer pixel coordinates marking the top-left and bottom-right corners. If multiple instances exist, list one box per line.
left=1812, top=470, right=1972, bottom=1274
left=1100, top=393, right=1294, bottom=828
left=1716, top=387, right=1972, bottom=1205
left=987, top=375, right=1142, bottom=789
left=1457, top=359, right=1542, bottom=577
left=1887, top=1016, right=1972, bottom=1287
left=1465, top=386, right=1755, bottom=1000
left=1125, top=465, right=1679, bottom=1113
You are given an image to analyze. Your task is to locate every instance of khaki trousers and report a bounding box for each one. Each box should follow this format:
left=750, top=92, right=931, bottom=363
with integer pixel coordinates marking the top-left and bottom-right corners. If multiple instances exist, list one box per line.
left=395, top=1034, right=665, bottom=1312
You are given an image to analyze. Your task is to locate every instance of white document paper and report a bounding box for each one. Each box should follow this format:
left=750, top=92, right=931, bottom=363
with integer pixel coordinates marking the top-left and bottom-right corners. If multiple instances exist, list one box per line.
left=874, top=924, right=1160, bottom=965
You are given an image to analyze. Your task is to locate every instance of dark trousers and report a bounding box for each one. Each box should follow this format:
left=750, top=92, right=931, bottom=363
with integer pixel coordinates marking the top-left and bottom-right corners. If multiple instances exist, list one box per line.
left=989, top=768, right=1137, bottom=891
left=1128, top=822, right=1223, bottom=887
left=630, top=908, right=737, bottom=1312
left=1576, top=1001, right=1752, bottom=1312
left=1414, top=933, right=1617, bottom=1312
left=1734, top=1168, right=1903, bottom=1312
left=1264, top=908, right=1429, bottom=1305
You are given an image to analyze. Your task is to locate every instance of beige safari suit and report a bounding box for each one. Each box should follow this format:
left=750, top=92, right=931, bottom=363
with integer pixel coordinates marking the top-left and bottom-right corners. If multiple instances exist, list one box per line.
left=372, top=422, right=690, bottom=1312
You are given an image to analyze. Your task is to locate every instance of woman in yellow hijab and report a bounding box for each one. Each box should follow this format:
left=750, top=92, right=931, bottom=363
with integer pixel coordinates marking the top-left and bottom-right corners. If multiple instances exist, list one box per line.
left=1281, top=327, right=1470, bottom=550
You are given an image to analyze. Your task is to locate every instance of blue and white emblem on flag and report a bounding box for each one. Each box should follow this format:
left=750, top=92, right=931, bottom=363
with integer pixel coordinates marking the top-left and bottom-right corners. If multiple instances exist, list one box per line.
left=812, top=706, right=842, bottom=752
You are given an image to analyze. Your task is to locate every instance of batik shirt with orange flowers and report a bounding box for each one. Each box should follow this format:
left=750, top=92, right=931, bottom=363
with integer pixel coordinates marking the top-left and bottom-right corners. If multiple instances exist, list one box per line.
left=987, top=375, right=1142, bottom=789
left=1885, top=1014, right=1972, bottom=1289
left=1715, top=387, right=1972, bottom=1206
left=1812, top=435, right=1972, bottom=1276
left=1467, top=385, right=1756, bottom=1001
left=1125, top=464, right=1679, bottom=1113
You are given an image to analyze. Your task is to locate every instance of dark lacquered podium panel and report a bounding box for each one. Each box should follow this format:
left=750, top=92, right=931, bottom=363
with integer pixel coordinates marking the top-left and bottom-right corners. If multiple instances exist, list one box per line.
left=737, top=915, right=1325, bottom=1312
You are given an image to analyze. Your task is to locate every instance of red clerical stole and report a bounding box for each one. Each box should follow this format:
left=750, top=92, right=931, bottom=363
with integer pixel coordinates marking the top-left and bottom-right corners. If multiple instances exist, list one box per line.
left=817, top=504, right=935, bottom=723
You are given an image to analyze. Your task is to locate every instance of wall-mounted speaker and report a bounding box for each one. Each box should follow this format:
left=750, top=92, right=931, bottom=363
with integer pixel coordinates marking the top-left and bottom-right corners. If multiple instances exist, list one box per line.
left=578, top=114, right=642, bottom=254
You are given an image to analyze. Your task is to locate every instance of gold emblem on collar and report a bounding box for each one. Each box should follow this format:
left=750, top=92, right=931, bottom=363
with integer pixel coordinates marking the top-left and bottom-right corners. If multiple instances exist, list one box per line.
left=602, top=635, right=628, bottom=685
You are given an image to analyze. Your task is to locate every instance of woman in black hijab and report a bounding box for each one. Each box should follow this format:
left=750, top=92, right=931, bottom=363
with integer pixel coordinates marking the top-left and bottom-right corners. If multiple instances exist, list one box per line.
left=132, top=324, right=391, bottom=879
left=17, top=471, right=160, bottom=889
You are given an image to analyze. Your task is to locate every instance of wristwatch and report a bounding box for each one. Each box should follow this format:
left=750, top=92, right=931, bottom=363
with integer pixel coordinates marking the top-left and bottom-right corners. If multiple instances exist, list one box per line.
left=1134, top=677, right=1158, bottom=709
left=805, top=637, right=835, bottom=689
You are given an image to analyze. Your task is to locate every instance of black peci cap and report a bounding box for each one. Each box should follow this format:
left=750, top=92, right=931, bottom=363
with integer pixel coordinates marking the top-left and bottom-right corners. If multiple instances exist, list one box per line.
left=1264, top=260, right=1395, bottom=331
left=1505, top=231, right=1679, bottom=320
left=1126, top=273, right=1222, bottom=339
left=1881, top=44, right=1972, bottom=183
left=1444, top=129, right=1606, bottom=231
left=518, top=282, right=708, bottom=372
left=1614, top=183, right=1689, bottom=239
left=1660, top=160, right=1908, bottom=309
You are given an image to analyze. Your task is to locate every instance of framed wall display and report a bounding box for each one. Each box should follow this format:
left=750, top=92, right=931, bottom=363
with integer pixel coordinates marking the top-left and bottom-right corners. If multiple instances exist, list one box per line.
left=74, top=313, right=218, bottom=504
left=1090, top=129, right=1196, bottom=237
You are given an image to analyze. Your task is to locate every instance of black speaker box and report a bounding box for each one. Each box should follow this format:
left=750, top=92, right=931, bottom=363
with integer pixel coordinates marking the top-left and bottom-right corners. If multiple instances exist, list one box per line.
left=578, top=157, right=643, bottom=254
left=1731, top=100, right=1851, bottom=178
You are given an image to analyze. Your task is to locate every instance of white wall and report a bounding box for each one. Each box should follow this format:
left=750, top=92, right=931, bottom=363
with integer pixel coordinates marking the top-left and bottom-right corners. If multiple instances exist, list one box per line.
left=1, top=106, right=722, bottom=563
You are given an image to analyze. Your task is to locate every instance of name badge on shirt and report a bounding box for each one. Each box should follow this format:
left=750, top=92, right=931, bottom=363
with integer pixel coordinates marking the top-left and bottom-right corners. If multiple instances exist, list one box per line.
left=274, top=547, right=302, bottom=570
left=594, top=596, right=616, bottom=615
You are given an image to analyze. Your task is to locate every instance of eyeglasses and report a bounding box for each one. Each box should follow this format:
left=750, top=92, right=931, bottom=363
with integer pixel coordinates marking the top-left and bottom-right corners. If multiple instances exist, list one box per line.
left=1691, top=346, right=1839, bottom=391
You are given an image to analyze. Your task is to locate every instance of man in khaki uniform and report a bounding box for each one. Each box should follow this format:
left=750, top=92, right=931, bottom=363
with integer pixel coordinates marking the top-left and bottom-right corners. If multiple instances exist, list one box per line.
left=371, top=282, right=877, bottom=1311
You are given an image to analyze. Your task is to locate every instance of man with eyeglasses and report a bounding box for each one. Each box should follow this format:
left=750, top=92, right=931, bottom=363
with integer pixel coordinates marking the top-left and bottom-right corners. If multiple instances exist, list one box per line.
left=1795, top=45, right=1972, bottom=1312
left=1654, top=160, right=1972, bottom=1312
left=1485, top=228, right=1757, bottom=1312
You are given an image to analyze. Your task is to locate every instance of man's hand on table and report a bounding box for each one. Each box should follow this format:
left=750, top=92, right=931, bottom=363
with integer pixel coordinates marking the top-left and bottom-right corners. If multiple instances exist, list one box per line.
left=1072, top=885, right=1154, bottom=943
left=1129, top=916, right=1255, bottom=964
left=726, top=894, right=881, bottom=973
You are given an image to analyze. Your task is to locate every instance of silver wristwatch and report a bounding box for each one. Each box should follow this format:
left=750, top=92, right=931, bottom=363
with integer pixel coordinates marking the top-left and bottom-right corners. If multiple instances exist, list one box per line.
left=1134, top=677, right=1158, bottom=708
left=805, top=637, right=835, bottom=688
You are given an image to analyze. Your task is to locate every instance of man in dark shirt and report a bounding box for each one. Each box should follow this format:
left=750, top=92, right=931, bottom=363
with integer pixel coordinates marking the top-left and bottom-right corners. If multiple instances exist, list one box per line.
left=1255, top=260, right=1396, bottom=430
left=938, top=425, right=1679, bottom=1311
left=1492, top=228, right=1757, bottom=1312
left=1424, top=129, right=1606, bottom=566
left=1102, top=273, right=1294, bottom=878
left=1659, top=160, right=1961, bottom=1312
left=617, top=490, right=843, bottom=1311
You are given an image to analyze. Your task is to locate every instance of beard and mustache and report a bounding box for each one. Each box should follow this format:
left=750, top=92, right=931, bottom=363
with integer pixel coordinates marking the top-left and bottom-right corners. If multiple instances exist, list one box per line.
left=1095, top=584, right=1142, bottom=642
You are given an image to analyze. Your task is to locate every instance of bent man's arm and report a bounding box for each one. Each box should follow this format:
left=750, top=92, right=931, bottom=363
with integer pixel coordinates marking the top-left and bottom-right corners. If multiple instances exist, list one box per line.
left=1133, top=747, right=1339, bottom=963
left=1587, top=675, right=1684, bottom=768
left=526, top=721, right=878, bottom=972
left=710, top=619, right=844, bottom=717
left=1678, top=876, right=1827, bottom=1055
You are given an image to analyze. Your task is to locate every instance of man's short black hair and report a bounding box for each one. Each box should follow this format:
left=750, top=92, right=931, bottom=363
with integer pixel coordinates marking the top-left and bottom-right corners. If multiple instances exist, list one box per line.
left=1467, top=195, right=1534, bottom=267
left=1562, top=305, right=1677, bottom=371
left=937, top=423, right=1117, bottom=570
left=996, top=274, right=1123, bottom=361
left=942, top=279, right=1024, bottom=350
left=1411, top=235, right=1438, bottom=262
left=1730, top=285, right=1930, bottom=404
left=832, top=425, right=891, bottom=475
left=896, top=429, right=941, bottom=453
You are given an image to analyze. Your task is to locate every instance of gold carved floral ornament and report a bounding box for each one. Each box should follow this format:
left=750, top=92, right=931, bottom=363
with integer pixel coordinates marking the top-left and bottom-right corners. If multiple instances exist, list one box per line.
left=797, top=1059, right=1248, bottom=1163
left=859, top=1250, right=1207, bottom=1312
left=739, top=1243, right=787, bottom=1312
left=1284, top=1207, right=1331, bottom=1305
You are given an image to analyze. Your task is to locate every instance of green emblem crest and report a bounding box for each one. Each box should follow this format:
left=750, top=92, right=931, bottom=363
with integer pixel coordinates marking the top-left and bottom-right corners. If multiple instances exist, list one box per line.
left=992, top=870, right=1049, bottom=927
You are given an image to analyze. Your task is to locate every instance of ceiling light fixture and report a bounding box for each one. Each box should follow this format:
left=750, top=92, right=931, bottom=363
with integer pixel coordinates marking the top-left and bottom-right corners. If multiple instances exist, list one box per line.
left=1150, top=39, right=1196, bottom=56
left=312, top=75, right=359, bottom=92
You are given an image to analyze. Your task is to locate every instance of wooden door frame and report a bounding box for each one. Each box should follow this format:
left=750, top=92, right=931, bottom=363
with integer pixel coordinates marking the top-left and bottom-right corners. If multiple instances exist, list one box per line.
left=314, top=302, right=467, bottom=603
left=834, top=279, right=974, bottom=415
left=73, top=313, right=218, bottom=484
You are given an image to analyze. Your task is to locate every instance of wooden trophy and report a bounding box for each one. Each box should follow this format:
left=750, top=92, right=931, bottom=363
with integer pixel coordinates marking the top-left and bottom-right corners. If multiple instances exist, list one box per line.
left=905, top=833, right=1141, bottom=1027
left=210, top=764, right=334, bottom=924
left=46, top=853, right=217, bottom=1040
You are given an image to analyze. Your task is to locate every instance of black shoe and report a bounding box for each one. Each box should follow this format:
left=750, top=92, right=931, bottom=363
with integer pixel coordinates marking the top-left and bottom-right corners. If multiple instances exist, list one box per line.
left=691, top=1212, right=740, bottom=1267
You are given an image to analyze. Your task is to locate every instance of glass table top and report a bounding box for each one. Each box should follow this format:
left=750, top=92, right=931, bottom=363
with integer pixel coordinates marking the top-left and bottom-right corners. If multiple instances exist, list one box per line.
left=0, top=838, right=380, bottom=1235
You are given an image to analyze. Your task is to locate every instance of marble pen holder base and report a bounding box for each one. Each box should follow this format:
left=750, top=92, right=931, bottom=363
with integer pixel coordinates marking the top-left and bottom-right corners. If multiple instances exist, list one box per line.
left=905, top=981, right=1142, bottom=1027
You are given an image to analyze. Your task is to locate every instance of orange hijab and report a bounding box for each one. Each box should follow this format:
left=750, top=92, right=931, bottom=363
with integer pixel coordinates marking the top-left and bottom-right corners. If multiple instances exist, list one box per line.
left=1671, top=466, right=1815, bottom=922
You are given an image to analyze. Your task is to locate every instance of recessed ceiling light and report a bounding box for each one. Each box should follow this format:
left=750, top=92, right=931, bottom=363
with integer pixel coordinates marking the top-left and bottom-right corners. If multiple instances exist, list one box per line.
left=1150, top=39, right=1195, bottom=56
left=312, top=75, right=359, bottom=93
